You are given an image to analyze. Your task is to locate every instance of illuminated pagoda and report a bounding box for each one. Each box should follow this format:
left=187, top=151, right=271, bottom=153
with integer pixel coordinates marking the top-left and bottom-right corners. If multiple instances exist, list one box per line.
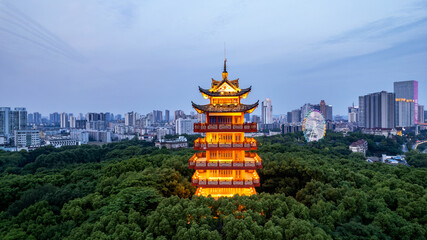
left=189, top=59, right=262, bottom=198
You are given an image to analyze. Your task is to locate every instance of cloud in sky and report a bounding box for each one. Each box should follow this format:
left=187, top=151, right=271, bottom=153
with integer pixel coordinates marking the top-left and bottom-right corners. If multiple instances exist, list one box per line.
left=0, top=0, right=426, bottom=116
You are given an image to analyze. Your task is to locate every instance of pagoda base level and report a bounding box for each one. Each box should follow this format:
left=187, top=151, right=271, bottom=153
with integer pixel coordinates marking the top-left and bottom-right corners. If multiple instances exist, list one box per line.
left=195, top=187, right=256, bottom=199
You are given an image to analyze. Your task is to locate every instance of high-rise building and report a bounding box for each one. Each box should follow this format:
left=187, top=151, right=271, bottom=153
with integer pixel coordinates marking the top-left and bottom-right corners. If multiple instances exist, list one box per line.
left=315, top=100, right=333, bottom=121
left=301, top=103, right=313, bottom=120
left=261, top=99, right=273, bottom=124
left=286, top=112, right=292, bottom=123
left=86, top=113, right=107, bottom=130
left=359, top=91, right=395, bottom=129
left=86, top=112, right=106, bottom=122
left=394, top=80, right=418, bottom=127
left=174, top=110, right=185, bottom=121
left=0, top=107, right=11, bottom=137
left=418, top=105, right=424, bottom=124
left=325, top=105, right=333, bottom=121
left=190, top=59, right=261, bottom=198
left=69, top=116, right=76, bottom=128
left=75, top=120, right=87, bottom=129
left=49, top=112, right=60, bottom=124
left=146, top=112, right=154, bottom=126
left=291, top=109, right=301, bottom=123
left=77, top=113, right=85, bottom=120
left=28, top=113, right=34, bottom=124
left=153, top=110, right=163, bottom=123
left=125, top=112, right=136, bottom=126
left=60, top=112, right=69, bottom=128
left=358, top=96, right=365, bottom=127
left=244, top=113, right=250, bottom=122
left=348, top=105, right=359, bottom=123
left=0, top=107, right=27, bottom=139
left=175, top=118, right=197, bottom=135
left=319, top=100, right=326, bottom=118
left=33, top=112, right=42, bottom=125
left=14, top=108, right=27, bottom=131
left=251, top=115, right=260, bottom=123
left=197, top=113, right=206, bottom=123
left=165, top=110, right=170, bottom=122
left=105, top=112, right=114, bottom=122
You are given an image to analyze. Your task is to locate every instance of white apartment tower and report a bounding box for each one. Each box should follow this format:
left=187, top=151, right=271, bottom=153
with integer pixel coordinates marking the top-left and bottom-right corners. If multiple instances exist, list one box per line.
left=261, top=99, right=273, bottom=124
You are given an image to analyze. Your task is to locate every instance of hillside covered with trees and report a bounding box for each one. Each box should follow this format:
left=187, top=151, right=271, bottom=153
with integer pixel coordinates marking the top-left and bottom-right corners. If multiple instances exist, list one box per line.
left=0, top=132, right=426, bottom=239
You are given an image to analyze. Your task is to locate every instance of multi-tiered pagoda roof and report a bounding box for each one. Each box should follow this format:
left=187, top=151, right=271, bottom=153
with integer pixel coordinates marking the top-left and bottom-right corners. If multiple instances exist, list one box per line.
left=189, top=59, right=263, bottom=198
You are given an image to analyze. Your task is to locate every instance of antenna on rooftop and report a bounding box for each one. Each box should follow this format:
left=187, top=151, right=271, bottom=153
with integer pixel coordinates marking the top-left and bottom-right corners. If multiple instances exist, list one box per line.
left=224, top=42, right=226, bottom=60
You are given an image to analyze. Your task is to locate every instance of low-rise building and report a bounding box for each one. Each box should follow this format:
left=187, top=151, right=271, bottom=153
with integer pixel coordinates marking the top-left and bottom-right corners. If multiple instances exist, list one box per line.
left=14, top=130, right=41, bottom=148
left=349, top=139, right=368, bottom=156
left=70, top=130, right=89, bottom=144
left=87, top=130, right=111, bottom=143
left=46, top=139, right=80, bottom=148
left=155, top=136, right=188, bottom=149
left=382, top=154, right=408, bottom=166
left=281, top=124, right=303, bottom=134
left=361, top=128, right=397, bottom=137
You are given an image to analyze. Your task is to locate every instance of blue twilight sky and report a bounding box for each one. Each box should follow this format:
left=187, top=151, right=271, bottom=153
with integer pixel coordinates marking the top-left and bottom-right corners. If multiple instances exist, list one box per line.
left=0, top=0, right=426, bottom=116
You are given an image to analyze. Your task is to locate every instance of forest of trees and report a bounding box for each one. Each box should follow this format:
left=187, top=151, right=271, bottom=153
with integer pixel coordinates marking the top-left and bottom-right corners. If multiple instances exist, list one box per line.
left=0, top=132, right=426, bottom=239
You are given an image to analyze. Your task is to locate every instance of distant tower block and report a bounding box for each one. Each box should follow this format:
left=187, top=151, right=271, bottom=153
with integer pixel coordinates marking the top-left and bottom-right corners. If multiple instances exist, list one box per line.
left=189, top=59, right=262, bottom=198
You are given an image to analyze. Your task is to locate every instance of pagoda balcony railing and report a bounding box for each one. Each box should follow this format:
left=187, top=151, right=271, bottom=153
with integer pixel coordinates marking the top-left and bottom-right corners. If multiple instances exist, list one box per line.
left=189, top=152, right=262, bottom=169
left=193, top=138, right=257, bottom=150
left=193, top=123, right=257, bottom=133
left=191, top=178, right=260, bottom=187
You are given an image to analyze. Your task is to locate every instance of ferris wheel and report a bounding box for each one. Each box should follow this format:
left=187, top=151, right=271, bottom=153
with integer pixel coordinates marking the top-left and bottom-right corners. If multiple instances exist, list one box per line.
left=303, top=109, right=326, bottom=142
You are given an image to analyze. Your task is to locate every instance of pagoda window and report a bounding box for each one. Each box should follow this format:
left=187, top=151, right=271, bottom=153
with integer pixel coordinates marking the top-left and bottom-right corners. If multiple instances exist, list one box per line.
left=208, top=116, right=232, bottom=124
left=234, top=134, right=242, bottom=142
left=234, top=116, right=243, bottom=124
left=212, top=98, right=238, bottom=105
left=235, top=170, right=242, bottom=180
left=210, top=150, right=233, bottom=159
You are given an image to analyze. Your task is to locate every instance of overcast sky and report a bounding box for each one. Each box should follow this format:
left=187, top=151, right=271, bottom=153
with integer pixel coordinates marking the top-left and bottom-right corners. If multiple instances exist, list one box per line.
left=0, top=0, right=426, bottom=116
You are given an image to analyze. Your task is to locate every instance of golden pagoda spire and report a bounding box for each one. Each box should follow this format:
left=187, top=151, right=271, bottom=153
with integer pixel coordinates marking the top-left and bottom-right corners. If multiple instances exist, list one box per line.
left=222, top=58, right=228, bottom=80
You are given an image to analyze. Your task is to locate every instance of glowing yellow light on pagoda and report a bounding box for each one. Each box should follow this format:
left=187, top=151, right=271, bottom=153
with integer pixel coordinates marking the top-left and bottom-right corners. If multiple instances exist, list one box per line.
left=189, top=59, right=262, bottom=199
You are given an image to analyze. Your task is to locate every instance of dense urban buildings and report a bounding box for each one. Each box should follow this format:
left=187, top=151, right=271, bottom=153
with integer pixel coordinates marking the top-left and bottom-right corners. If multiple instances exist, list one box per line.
left=0, top=79, right=424, bottom=150
left=86, top=112, right=107, bottom=130
left=190, top=59, right=262, bottom=198
left=394, top=80, right=418, bottom=127
left=285, top=100, right=332, bottom=124
left=359, top=91, right=395, bottom=129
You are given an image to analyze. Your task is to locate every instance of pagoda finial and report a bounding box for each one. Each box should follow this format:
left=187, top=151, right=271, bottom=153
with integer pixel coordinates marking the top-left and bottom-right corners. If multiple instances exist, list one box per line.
left=222, top=58, right=228, bottom=80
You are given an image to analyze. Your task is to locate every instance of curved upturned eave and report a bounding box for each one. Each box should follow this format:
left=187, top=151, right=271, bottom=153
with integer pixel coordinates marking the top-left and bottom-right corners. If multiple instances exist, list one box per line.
left=198, top=86, right=252, bottom=97
left=191, top=100, right=259, bottom=113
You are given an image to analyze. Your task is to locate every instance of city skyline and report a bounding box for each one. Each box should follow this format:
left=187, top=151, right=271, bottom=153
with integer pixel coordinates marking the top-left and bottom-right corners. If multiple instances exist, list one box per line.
left=1, top=1, right=426, bottom=116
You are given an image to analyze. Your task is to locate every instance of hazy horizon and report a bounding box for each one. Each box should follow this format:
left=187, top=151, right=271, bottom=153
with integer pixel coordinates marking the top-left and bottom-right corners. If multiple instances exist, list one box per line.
left=1, top=0, right=426, bottom=116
